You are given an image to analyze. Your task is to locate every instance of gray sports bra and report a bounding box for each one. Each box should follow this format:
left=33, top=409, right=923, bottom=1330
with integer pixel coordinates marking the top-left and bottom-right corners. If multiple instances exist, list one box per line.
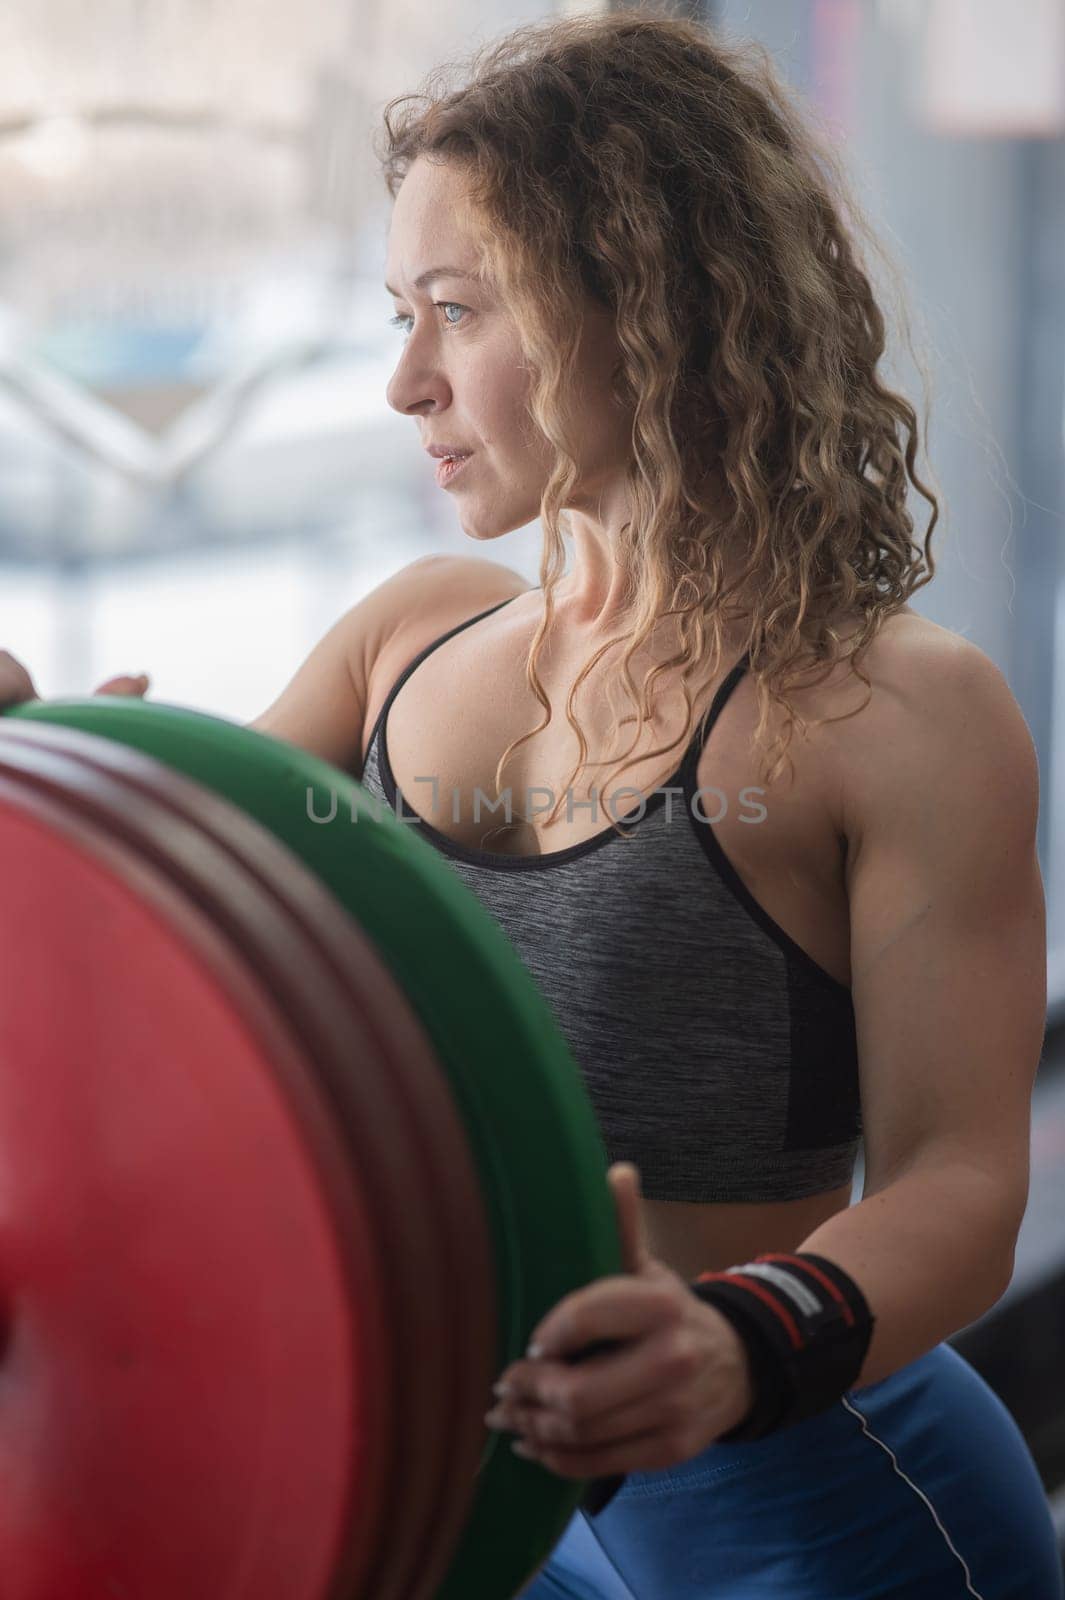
left=359, top=595, right=862, bottom=1203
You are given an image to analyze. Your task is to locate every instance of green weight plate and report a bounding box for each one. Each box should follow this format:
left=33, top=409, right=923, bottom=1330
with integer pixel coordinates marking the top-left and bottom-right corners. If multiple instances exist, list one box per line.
left=3, top=696, right=623, bottom=1600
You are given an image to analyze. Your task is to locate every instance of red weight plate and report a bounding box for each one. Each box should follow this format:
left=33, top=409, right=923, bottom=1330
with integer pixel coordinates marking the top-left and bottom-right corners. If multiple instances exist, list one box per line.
left=0, top=736, right=436, bottom=1600
left=0, top=777, right=391, bottom=1600
left=0, top=725, right=496, bottom=1600
left=60, top=735, right=496, bottom=1600
left=0, top=721, right=495, bottom=1600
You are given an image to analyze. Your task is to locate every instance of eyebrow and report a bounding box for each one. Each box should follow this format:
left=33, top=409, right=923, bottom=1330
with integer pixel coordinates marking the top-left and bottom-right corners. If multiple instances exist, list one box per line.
left=384, top=266, right=478, bottom=297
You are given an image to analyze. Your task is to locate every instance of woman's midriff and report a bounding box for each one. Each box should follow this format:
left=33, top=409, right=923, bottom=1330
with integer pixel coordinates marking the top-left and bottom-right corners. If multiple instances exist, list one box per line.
left=640, top=1184, right=854, bottom=1279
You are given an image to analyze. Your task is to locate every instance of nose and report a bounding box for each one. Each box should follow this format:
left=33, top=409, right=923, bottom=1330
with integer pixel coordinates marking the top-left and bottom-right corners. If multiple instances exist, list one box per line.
left=385, top=342, right=451, bottom=419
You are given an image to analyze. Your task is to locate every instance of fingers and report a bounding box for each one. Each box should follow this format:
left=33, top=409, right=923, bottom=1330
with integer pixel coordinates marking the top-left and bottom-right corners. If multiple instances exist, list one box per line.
left=0, top=649, right=39, bottom=708
left=521, top=1274, right=683, bottom=1367
left=609, top=1163, right=652, bottom=1276
left=93, top=673, right=150, bottom=697
left=508, top=1320, right=696, bottom=1427
left=1, top=658, right=152, bottom=706
left=499, top=1362, right=689, bottom=1454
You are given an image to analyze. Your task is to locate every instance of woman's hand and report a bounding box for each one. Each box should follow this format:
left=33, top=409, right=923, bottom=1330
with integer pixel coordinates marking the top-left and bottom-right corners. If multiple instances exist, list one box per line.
left=0, top=649, right=39, bottom=708
left=92, top=672, right=151, bottom=698
left=0, top=655, right=151, bottom=710
left=485, top=1164, right=757, bottom=1478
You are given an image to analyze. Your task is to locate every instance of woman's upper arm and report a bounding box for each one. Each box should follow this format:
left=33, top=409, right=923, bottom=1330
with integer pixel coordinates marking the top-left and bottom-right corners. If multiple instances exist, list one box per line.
left=246, top=554, right=529, bottom=776
left=842, top=634, right=1045, bottom=1217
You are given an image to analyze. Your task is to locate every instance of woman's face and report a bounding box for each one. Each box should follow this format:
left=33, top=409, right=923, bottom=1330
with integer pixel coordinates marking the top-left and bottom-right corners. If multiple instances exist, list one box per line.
left=384, top=155, right=633, bottom=547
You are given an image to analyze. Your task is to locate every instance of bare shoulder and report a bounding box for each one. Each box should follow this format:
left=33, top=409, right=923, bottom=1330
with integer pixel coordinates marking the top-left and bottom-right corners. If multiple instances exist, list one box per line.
left=412, top=553, right=533, bottom=612
left=249, top=553, right=530, bottom=776
left=378, top=553, right=533, bottom=665
left=810, top=608, right=1039, bottom=857
left=824, top=609, right=1033, bottom=757
left=358, top=554, right=533, bottom=770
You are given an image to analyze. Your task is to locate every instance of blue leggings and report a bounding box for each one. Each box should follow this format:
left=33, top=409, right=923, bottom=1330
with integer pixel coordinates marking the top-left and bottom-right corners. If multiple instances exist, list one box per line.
left=516, top=1342, right=1063, bottom=1599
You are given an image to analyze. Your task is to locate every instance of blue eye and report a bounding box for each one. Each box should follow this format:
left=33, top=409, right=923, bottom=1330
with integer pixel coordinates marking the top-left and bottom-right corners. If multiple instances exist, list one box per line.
left=388, top=301, right=468, bottom=335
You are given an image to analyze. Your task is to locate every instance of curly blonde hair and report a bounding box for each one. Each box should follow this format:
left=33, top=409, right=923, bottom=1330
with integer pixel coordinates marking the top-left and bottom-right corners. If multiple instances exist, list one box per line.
left=376, top=8, right=940, bottom=841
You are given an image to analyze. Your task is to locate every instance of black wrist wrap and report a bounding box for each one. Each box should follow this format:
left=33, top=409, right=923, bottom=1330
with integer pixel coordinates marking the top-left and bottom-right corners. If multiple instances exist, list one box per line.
left=689, top=1250, right=875, bottom=1442
left=578, top=1250, right=874, bottom=1515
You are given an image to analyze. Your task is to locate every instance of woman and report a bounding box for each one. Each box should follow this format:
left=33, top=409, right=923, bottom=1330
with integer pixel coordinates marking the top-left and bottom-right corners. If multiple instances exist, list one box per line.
left=0, top=10, right=1059, bottom=1597
left=361, top=10, right=1060, bottom=1598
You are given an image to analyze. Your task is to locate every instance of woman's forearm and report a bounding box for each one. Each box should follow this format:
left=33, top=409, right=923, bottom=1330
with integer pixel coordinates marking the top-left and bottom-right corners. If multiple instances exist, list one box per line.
left=790, top=1159, right=1019, bottom=1390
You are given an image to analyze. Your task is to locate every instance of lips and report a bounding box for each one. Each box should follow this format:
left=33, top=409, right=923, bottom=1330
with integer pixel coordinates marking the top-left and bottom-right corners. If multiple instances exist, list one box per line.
left=434, top=453, right=472, bottom=488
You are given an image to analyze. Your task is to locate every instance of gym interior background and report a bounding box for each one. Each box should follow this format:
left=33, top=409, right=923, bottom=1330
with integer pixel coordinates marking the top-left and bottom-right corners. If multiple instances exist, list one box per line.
left=0, top=0, right=1063, bottom=1572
